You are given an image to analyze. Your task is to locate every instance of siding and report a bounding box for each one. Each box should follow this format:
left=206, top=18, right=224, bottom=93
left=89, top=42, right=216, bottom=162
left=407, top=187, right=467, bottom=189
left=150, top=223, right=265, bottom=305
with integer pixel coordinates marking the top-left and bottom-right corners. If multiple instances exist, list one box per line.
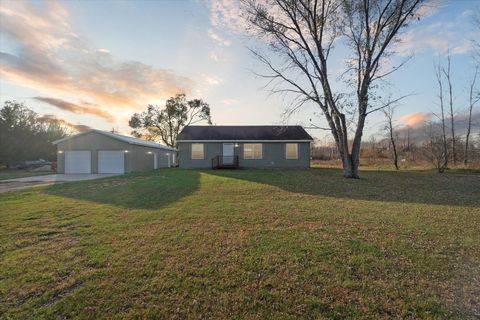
left=56, top=131, right=174, bottom=173
left=178, top=142, right=310, bottom=168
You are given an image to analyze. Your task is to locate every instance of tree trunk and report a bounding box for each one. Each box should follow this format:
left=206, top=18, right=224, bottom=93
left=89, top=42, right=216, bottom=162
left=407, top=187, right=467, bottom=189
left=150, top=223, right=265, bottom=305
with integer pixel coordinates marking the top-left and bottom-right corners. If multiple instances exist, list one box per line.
left=390, top=136, right=399, bottom=170
left=342, top=154, right=359, bottom=179
left=464, top=95, right=473, bottom=166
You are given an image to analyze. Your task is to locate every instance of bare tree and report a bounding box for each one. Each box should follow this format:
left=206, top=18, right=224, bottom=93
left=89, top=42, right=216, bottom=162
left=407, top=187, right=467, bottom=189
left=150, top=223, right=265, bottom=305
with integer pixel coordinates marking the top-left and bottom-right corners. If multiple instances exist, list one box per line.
left=465, top=67, right=479, bottom=166
left=242, top=0, right=423, bottom=178
left=434, top=61, right=449, bottom=171
left=423, top=121, right=448, bottom=173
left=442, top=54, right=456, bottom=164
left=382, top=105, right=399, bottom=170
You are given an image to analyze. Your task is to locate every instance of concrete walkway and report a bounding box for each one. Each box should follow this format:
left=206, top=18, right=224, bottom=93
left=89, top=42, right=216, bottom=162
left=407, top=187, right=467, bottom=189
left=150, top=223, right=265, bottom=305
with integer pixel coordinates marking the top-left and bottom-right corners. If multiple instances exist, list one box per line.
left=0, top=174, right=119, bottom=193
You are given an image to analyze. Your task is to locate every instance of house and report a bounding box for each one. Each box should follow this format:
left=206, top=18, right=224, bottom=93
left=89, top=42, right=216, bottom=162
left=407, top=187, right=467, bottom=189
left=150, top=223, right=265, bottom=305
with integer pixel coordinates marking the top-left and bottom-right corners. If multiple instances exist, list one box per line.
left=177, top=125, right=313, bottom=169
left=53, top=130, right=176, bottom=174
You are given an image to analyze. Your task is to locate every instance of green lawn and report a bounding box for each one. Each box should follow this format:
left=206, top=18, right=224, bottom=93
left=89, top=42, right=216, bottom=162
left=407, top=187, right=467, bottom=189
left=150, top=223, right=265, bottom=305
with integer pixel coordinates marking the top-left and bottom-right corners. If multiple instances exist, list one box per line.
left=1, top=168, right=479, bottom=319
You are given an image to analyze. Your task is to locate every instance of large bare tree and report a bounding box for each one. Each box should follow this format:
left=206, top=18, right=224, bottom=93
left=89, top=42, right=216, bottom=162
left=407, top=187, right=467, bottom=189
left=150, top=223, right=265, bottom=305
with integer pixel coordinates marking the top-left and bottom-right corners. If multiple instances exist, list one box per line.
left=242, top=0, right=424, bottom=178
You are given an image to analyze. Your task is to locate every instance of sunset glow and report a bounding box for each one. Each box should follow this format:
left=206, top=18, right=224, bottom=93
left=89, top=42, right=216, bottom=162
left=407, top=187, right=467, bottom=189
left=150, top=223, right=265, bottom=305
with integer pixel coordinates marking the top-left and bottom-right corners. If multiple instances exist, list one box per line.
left=1, top=0, right=478, bottom=139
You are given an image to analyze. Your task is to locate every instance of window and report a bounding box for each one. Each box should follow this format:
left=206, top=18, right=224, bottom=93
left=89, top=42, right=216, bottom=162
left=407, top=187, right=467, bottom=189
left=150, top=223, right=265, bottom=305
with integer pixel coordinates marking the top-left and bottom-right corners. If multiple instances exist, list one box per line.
left=244, top=143, right=262, bottom=159
left=191, top=143, right=204, bottom=159
left=285, top=143, right=298, bottom=159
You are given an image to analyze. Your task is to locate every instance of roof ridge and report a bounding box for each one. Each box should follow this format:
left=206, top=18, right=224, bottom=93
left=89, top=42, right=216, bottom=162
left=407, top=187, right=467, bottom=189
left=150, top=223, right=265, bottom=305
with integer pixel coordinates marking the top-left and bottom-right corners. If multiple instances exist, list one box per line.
left=184, top=125, right=303, bottom=127
left=53, top=129, right=176, bottom=150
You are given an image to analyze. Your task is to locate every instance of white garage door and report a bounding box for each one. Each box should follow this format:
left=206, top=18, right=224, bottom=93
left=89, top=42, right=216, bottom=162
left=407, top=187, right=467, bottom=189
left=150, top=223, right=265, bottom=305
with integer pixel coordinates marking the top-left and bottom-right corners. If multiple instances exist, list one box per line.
left=98, top=150, right=125, bottom=174
left=65, top=151, right=91, bottom=174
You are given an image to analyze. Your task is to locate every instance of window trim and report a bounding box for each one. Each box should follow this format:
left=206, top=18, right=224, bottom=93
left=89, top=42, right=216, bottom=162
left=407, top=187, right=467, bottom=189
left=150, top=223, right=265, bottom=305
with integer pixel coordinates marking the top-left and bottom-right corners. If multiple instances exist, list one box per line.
left=243, top=143, right=263, bottom=160
left=191, top=143, right=205, bottom=160
left=285, top=143, right=299, bottom=160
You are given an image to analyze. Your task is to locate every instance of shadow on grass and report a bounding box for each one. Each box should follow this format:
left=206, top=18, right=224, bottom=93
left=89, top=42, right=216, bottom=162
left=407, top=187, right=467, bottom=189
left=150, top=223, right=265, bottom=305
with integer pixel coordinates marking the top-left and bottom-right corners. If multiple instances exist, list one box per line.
left=204, top=167, right=480, bottom=207
left=44, top=169, right=200, bottom=210
left=43, top=168, right=479, bottom=209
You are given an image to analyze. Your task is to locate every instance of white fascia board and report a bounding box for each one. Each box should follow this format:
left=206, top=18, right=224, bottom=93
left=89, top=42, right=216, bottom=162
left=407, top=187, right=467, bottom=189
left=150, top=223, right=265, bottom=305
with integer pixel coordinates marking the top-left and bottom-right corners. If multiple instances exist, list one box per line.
left=128, top=141, right=176, bottom=151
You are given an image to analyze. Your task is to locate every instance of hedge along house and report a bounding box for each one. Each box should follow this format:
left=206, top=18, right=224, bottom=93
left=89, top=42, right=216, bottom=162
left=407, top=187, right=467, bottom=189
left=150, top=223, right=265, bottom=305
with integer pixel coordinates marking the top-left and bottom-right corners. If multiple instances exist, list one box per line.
left=53, top=130, right=176, bottom=174
left=177, top=126, right=313, bottom=169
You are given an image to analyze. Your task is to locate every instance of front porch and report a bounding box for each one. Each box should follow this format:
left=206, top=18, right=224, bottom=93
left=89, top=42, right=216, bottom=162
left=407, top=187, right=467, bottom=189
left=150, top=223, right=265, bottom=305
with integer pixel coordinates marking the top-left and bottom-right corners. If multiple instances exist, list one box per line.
left=211, top=155, right=239, bottom=169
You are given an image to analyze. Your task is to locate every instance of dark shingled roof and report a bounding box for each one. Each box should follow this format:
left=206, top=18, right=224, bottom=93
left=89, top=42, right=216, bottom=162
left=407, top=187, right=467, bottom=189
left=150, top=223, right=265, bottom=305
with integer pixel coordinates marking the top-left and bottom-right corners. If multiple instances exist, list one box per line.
left=178, top=126, right=313, bottom=141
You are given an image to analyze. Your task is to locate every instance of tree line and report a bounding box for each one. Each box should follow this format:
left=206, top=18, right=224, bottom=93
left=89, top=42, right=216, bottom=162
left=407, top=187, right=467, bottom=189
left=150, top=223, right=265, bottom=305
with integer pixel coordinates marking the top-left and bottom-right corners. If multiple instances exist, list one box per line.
left=0, top=101, right=69, bottom=168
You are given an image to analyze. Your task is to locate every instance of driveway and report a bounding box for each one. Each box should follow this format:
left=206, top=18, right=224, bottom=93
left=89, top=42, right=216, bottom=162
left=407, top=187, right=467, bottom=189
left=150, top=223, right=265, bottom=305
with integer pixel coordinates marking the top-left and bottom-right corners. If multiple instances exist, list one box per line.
left=0, top=174, right=119, bottom=193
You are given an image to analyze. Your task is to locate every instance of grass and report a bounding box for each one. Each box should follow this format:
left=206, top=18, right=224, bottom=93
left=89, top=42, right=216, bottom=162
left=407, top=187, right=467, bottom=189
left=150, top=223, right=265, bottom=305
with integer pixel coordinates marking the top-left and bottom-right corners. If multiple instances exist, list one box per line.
left=0, top=168, right=479, bottom=319
left=0, top=169, right=53, bottom=181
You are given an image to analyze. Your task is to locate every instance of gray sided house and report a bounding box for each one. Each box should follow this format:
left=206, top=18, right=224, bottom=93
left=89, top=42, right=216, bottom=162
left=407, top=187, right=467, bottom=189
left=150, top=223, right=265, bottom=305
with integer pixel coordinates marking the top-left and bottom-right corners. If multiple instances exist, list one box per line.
left=177, top=126, right=313, bottom=169
left=53, top=130, right=176, bottom=174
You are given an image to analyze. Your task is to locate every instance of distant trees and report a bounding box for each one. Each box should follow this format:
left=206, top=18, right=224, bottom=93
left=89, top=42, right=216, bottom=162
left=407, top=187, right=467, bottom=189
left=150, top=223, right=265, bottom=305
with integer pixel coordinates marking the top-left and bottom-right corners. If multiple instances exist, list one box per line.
left=0, top=101, right=69, bottom=168
left=129, top=94, right=212, bottom=148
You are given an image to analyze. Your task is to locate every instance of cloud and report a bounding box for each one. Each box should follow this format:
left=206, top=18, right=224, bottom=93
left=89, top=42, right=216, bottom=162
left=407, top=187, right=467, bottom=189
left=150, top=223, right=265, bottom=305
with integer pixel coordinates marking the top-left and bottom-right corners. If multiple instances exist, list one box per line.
left=208, top=29, right=230, bottom=46
left=209, top=51, right=219, bottom=62
left=415, top=0, right=444, bottom=20
left=33, top=97, right=115, bottom=122
left=394, top=110, right=480, bottom=144
left=38, top=114, right=91, bottom=133
left=202, top=74, right=222, bottom=86
left=395, top=9, right=479, bottom=57
left=0, top=1, right=193, bottom=124
left=210, top=0, right=244, bottom=32
left=221, top=98, right=239, bottom=106
left=399, top=112, right=432, bottom=127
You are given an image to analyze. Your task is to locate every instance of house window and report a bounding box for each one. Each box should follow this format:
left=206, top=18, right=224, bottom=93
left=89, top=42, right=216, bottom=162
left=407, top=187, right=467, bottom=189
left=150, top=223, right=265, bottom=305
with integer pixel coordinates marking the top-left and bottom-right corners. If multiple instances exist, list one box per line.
left=244, top=143, right=262, bottom=159
left=191, top=143, right=204, bottom=159
left=285, top=143, right=298, bottom=159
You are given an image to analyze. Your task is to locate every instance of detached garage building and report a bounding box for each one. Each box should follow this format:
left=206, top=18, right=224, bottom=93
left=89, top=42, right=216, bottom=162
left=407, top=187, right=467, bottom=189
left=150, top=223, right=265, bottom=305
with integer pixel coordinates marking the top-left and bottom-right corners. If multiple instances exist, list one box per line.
left=53, top=130, right=176, bottom=174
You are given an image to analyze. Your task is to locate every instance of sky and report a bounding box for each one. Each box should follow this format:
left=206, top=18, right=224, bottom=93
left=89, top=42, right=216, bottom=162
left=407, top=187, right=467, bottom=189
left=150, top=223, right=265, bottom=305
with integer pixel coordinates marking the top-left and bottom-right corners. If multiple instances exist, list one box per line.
left=0, top=0, right=479, bottom=143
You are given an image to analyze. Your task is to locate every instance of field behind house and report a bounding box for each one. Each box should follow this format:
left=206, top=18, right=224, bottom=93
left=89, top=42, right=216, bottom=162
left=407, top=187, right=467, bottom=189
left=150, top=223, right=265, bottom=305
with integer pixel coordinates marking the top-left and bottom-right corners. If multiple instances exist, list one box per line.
left=0, top=168, right=479, bottom=319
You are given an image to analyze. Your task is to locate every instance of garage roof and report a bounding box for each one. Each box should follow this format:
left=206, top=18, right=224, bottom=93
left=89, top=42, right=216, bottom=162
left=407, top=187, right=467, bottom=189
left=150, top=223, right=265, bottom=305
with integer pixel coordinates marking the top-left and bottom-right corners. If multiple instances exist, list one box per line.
left=177, top=126, right=314, bottom=141
left=53, top=129, right=176, bottom=151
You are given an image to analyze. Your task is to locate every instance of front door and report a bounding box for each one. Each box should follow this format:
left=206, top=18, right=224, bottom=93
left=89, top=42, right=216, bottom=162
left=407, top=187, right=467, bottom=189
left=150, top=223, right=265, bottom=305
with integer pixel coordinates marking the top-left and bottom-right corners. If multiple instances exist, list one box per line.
left=223, top=143, right=234, bottom=164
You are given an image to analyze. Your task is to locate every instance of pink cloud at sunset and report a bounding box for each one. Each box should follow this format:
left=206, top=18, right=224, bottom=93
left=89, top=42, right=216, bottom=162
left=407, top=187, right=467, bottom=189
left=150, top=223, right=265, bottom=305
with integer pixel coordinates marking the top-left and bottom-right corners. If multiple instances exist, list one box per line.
left=0, top=1, right=193, bottom=124
left=399, top=112, right=432, bottom=127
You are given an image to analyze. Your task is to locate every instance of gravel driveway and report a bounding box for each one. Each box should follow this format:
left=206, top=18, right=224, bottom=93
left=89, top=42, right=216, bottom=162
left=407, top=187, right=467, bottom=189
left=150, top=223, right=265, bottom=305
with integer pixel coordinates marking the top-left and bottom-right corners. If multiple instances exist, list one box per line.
left=0, top=174, right=119, bottom=193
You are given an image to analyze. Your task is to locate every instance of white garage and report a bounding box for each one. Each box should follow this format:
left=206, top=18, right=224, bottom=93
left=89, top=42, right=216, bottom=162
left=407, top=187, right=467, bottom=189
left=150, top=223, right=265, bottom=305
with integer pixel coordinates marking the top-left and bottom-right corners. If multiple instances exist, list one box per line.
left=64, top=151, right=91, bottom=174
left=98, top=150, right=125, bottom=174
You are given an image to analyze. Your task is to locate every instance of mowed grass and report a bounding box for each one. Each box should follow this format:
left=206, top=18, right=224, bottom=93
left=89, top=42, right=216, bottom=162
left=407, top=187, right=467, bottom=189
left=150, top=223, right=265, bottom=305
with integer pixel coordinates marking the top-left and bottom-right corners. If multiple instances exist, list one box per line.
left=0, top=168, right=479, bottom=319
